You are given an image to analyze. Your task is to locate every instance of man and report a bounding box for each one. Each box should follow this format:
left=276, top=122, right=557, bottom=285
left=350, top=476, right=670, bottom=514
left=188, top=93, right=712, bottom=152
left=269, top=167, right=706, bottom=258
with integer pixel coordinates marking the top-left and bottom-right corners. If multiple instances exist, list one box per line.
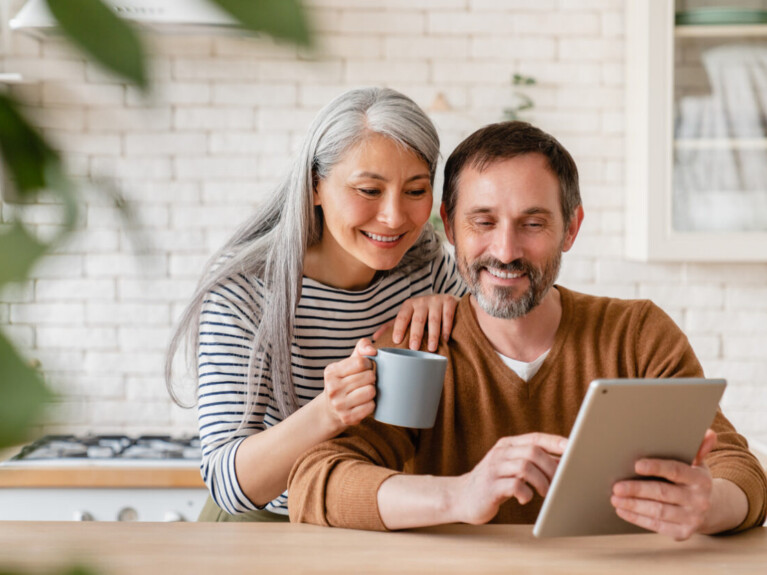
left=288, top=122, right=767, bottom=539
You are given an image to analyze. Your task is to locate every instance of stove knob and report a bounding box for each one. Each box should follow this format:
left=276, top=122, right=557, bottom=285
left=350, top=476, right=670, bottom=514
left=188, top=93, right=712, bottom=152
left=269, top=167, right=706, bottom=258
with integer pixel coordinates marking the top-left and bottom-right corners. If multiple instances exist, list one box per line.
left=118, top=507, right=138, bottom=522
left=73, top=510, right=94, bottom=521
left=163, top=511, right=186, bottom=522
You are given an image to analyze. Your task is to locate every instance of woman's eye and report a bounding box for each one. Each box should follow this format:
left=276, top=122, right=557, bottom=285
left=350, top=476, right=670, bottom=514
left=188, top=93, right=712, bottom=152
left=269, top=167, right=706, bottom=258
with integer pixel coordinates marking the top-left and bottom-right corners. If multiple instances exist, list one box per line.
left=407, top=189, right=428, bottom=197
left=357, top=188, right=380, bottom=196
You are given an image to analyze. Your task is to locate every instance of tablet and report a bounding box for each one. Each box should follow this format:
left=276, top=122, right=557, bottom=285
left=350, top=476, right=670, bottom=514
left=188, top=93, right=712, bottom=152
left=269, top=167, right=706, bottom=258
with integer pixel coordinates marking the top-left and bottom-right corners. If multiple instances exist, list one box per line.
left=533, top=378, right=726, bottom=538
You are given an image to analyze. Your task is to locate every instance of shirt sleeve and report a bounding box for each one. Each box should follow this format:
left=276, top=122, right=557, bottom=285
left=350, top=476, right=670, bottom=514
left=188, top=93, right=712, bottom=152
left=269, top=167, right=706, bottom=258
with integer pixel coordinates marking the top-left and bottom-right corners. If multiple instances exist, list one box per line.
left=634, top=301, right=767, bottom=532
left=430, top=243, right=467, bottom=297
left=197, top=275, right=271, bottom=515
left=288, top=417, right=419, bottom=530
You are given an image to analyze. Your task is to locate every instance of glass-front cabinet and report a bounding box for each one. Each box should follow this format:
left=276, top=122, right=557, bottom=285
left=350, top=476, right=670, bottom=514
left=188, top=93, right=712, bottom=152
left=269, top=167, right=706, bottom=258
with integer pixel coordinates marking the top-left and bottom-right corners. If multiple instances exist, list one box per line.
left=626, top=0, right=767, bottom=261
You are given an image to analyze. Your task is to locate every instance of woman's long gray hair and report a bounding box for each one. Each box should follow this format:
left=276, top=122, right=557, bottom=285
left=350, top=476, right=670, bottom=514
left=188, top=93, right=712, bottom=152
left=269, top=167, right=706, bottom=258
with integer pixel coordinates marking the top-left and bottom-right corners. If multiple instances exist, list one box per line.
left=165, top=87, right=442, bottom=430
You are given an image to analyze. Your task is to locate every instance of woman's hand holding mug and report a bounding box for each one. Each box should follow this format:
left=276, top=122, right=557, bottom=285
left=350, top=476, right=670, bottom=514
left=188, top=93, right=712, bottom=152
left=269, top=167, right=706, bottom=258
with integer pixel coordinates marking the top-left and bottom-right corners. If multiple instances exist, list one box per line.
left=322, top=338, right=377, bottom=431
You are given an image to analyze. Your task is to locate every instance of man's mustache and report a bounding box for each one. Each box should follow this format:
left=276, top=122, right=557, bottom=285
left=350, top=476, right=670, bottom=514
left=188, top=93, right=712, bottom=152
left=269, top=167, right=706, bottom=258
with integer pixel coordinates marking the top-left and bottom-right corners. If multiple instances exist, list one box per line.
left=470, top=258, right=534, bottom=275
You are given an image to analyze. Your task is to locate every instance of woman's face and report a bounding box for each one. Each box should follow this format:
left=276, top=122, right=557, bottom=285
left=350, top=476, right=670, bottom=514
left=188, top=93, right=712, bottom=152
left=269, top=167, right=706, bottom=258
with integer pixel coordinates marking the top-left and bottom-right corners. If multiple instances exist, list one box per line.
left=312, top=133, right=433, bottom=287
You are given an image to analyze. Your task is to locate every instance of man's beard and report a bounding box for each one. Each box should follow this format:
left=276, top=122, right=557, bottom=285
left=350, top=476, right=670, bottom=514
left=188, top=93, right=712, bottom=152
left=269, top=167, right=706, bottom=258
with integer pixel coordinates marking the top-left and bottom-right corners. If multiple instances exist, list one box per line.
left=457, top=245, right=563, bottom=319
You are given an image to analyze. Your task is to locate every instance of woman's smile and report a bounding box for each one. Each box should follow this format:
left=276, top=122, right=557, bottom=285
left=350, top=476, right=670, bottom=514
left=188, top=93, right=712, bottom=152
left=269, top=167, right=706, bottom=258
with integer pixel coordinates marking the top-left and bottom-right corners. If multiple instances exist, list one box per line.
left=360, top=230, right=407, bottom=247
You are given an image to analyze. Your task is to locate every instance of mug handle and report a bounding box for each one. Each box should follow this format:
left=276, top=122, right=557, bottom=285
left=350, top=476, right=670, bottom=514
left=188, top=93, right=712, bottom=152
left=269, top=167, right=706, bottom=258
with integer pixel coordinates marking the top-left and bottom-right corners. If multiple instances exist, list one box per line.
left=363, top=354, right=378, bottom=373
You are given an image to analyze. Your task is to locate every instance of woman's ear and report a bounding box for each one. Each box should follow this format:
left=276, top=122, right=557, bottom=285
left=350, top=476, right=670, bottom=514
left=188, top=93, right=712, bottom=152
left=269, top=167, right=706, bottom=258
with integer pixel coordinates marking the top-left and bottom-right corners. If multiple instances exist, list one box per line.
left=312, top=171, right=322, bottom=206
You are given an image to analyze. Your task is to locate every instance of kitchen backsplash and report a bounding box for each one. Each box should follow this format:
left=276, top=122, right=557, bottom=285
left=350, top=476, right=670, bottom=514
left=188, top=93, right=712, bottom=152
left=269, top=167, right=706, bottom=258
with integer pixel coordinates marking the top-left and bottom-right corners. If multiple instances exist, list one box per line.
left=1, top=0, right=766, bottom=446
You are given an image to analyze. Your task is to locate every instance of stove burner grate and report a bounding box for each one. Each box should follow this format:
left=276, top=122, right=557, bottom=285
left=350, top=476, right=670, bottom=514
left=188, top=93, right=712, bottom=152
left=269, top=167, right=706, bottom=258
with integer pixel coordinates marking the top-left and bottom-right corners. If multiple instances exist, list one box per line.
left=11, top=434, right=202, bottom=462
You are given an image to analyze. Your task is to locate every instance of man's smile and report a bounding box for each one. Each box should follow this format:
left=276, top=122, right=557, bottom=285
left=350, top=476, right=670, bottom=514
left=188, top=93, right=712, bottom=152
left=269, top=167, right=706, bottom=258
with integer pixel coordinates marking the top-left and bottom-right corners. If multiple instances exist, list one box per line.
left=486, top=267, right=525, bottom=280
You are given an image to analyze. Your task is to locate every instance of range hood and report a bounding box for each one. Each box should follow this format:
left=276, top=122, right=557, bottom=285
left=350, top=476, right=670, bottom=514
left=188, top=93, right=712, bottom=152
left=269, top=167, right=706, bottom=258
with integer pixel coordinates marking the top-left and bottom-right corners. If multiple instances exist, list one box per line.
left=10, top=0, right=238, bottom=32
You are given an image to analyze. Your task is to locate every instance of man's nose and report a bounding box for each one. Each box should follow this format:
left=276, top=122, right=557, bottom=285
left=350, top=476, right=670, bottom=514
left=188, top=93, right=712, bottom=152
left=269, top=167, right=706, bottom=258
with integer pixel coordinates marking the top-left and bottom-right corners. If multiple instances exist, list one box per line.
left=491, top=224, right=524, bottom=263
left=377, top=192, right=407, bottom=229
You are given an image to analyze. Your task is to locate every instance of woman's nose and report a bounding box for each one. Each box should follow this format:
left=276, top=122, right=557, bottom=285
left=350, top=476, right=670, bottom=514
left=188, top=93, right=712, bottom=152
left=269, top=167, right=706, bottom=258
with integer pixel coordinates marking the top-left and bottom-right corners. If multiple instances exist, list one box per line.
left=377, top=193, right=407, bottom=229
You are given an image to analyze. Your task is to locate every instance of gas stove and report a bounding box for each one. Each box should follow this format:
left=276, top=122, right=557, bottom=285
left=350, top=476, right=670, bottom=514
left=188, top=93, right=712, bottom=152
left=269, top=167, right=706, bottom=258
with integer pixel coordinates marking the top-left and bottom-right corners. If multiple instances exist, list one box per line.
left=0, top=434, right=208, bottom=522
left=3, top=434, right=202, bottom=467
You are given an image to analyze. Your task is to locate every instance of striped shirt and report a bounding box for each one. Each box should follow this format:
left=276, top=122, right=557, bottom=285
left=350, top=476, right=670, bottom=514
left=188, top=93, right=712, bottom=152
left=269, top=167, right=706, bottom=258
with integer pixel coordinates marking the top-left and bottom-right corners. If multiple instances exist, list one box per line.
left=197, top=246, right=466, bottom=515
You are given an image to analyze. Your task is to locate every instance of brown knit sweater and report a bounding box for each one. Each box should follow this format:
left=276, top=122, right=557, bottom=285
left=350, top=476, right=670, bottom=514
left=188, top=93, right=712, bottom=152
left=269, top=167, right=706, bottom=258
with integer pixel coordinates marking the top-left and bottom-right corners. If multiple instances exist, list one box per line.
left=288, top=287, right=767, bottom=532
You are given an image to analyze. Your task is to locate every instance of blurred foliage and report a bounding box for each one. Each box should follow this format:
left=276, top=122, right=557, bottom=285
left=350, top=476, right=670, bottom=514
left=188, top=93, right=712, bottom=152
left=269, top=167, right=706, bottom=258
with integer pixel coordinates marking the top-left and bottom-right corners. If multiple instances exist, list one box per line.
left=211, top=0, right=311, bottom=46
left=0, top=92, right=74, bottom=448
left=503, top=73, right=536, bottom=121
left=0, top=565, right=99, bottom=575
left=0, top=331, right=51, bottom=447
left=47, top=0, right=148, bottom=89
left=0, top=0, right=312, bottom=452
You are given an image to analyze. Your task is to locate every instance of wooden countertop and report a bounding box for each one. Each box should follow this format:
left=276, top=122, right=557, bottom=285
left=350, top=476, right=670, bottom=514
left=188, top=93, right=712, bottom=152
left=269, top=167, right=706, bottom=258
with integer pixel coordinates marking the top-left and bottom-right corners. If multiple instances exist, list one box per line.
left=0, top=443, right=205, bottom=488
left=0, top=522, right=764, bottom=574
left=0, top=465, right=205, bottom=488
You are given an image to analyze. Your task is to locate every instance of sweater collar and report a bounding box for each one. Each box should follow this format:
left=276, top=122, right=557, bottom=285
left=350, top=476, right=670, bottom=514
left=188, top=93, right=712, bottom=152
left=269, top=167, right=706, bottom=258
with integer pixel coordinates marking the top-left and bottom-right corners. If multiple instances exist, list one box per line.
left=455, top=286, right=575, bottom=392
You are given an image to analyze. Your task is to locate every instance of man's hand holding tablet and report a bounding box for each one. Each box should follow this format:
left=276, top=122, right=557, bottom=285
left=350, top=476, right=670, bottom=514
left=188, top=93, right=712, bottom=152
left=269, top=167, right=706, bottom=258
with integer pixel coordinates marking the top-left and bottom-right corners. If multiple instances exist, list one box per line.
left=611, top=429, right=749, bottom=540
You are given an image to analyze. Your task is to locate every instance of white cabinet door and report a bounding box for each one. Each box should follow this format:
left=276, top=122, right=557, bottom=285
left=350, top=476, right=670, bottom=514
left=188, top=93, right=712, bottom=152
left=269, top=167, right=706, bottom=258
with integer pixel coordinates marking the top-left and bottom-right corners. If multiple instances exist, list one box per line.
left=0, top=488, right=209, bottom=521
left=625, top=0, right=767, bottom=261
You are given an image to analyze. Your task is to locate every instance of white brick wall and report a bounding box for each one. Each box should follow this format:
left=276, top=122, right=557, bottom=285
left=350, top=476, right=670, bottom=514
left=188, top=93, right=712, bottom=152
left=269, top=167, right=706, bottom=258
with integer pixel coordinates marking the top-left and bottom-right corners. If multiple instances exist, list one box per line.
left=1, top=0, right=766, bottom=446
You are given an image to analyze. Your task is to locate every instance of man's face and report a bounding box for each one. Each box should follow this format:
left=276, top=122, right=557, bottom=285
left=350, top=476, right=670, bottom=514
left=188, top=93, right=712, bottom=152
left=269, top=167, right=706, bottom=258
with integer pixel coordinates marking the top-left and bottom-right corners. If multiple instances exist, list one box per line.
left=442, top=153, right=582, bottom=319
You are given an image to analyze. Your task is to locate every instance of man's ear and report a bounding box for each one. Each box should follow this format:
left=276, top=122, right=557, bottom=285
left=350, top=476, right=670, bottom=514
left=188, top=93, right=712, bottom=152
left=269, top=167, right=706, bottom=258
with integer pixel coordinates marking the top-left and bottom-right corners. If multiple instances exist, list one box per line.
left=440, top=203, right=455, bottom=245
left=562, top=205, right=584, bottom=253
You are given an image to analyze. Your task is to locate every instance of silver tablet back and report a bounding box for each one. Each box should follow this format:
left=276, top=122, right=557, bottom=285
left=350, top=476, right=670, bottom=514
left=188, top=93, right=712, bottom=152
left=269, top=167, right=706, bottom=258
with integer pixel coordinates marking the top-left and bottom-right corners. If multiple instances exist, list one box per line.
left=533, top=378, right=726, bottom=537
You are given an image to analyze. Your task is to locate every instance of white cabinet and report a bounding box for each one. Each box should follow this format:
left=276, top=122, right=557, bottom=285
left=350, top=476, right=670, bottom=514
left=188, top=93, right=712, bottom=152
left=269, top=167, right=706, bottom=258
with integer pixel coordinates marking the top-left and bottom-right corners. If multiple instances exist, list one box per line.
left=0, top=487, right=209, bottom=521
left=625, top=0, right=767, bottom=261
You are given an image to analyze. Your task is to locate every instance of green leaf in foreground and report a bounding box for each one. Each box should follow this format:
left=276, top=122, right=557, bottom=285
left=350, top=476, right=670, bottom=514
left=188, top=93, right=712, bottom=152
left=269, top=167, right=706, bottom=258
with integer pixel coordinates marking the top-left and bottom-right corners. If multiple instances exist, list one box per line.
left=61, top=566, right=101, bottom=575
left=0, top=330, right=54, bottom=449
left=44, top=161, right=81, bottom=234
left=0, top=94, right=80, bottom=287
left=46, top=0, right=148, bottom=89
left=0, top=93, right=60, bottom=195
left=211, top=0, right=312, bottom=46
left=0, top=222, right=48, bottom=287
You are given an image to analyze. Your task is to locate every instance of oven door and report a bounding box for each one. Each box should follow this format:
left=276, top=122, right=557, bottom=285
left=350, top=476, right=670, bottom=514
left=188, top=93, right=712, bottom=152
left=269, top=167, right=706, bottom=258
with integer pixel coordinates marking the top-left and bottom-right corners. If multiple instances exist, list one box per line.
left=0, top=486, right=208, bottom=521
left=0, top=462, right=208, bottom=521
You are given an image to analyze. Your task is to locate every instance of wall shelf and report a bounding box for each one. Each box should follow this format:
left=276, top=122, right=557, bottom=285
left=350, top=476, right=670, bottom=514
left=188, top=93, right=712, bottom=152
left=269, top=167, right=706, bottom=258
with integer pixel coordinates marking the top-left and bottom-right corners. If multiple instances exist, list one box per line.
left=675, top=24, right=767, bottom=37
left=674, top=138, right=767, bottom=150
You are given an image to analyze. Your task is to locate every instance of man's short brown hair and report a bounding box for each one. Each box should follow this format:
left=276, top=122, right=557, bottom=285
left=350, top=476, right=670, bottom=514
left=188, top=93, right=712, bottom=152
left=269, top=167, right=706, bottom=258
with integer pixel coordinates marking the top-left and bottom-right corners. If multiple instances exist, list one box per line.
left=442, top=121, right=581, bottom=227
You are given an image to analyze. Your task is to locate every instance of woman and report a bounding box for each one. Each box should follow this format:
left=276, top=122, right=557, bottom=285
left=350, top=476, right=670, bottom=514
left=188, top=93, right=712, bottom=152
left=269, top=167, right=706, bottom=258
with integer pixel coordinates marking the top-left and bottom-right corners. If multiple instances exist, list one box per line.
left=166, top=87, right=466, bottom=521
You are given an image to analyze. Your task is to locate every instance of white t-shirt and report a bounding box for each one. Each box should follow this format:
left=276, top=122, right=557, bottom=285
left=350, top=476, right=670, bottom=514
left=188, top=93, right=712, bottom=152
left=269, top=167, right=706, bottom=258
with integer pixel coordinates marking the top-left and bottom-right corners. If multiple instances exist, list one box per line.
left=497, top=349, right=550, bottom=382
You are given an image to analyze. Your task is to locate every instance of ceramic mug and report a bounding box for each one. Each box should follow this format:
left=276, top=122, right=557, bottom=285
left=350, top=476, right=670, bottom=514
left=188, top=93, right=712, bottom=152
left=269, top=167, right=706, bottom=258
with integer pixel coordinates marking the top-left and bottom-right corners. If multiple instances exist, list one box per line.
left=366, top=348, right=447, bottom=429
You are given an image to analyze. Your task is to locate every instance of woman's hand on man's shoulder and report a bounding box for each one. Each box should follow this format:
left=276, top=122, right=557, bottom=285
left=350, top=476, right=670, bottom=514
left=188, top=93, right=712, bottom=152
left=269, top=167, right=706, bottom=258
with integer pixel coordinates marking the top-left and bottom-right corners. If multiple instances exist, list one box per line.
left=373, top=294, right=460, bottom=352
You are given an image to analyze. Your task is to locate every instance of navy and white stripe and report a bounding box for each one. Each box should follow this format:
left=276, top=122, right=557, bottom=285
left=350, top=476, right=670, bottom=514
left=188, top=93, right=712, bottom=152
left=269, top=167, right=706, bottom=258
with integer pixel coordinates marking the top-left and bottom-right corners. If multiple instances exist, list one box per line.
left=197, top=246, right=466, bottom=515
